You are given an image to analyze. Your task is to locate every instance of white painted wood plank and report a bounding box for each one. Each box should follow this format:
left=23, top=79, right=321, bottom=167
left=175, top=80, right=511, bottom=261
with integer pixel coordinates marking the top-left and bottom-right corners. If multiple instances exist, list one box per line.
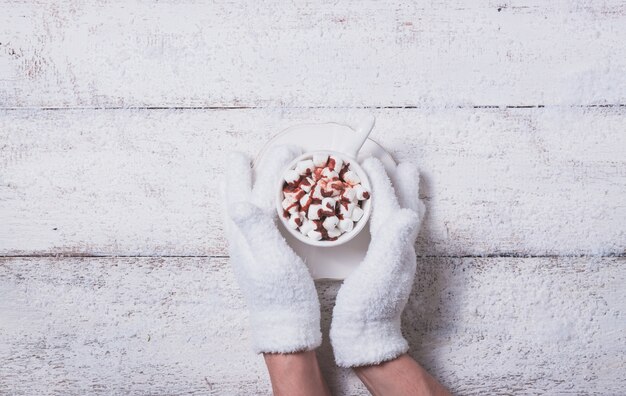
left=0, top=257, right=273, bottom=395
left=1, top=107, right=624, bottom=256
left=1, top=1, right=625, bottom=107
left=0, top=257, right=624, bottom=395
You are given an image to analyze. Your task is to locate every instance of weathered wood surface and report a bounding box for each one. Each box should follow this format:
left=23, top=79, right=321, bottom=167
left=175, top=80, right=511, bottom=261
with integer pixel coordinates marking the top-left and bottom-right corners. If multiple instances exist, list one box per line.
left=0, top=257, right=624, bottom=395
left=1, top=1, right=626, bottom=108
left=2, top=107, right=624, bottom=257
left=1, top=0, right=625, bottom=394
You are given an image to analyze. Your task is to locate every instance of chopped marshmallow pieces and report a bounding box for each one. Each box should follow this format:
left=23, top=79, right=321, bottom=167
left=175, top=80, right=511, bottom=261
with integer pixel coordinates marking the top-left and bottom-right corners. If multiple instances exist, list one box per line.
left=321, top=167, right=339, bottom=179
left=323, top=215, right=339, bottom=230
left=339, top=202, right=355, bottom=219
left=295, top=159, right=315, bottom=175
left=287, top=212, right=303, bottom=229
left=282, top=190, right=299, bottom=201
left=281, top=196, right=296, bottom=209
left=283, top=169, right=300, bottom=185
left=343, top=170, right=361, bottom=186
left=353, top=184, right=369, bottom=200
left=327, top=227, right=342, bottom=238
left=321, top=197, right=336, bottom=212
left=281, top=196, right=298, bottom=214
left=327, top=180, right=344, bottom=197
left=300, top=177, right=314, bottom=193
left=281, top=154, right=370, bottom=241
left=342, top=188, right=357, bottom=202
left=338, top=218, right=354, bottom=232
left=307, top=230, right=323, bottom=241
left=351, top=206, right=364, bottom=222
left=311, top=184, right=324, bottom=200
left=312, top=153, right=329, bottom=167
left=307, top=204, right=323, bottom=220
left=299, top=219, right=315, bottom=235
left=299, top=192, right=311, bottom=207
left=328, top=156, right=343, bottom=172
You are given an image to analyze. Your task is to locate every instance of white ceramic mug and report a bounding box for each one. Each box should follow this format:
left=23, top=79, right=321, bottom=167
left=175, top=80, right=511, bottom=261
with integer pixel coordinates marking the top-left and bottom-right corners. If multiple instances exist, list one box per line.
left=276, top=115, right=376, bottom=247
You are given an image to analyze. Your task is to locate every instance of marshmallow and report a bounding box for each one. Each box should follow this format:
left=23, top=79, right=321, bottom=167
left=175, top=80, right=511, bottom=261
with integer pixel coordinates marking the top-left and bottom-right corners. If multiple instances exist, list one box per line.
left=307, top=229, right=323, bottom=241
left=319, top=181, right=336, bottom=197
left=308, top=204, right=323, bottom=220
left=321, top=207, right=335, bottom=217
left=328, top=180, right=343, bottom=196
left=321, top=197, right=336, bottom=211
left=322, top=167, right=339, bottom=179
left=283, top=169, right=300, bottom=184
left=299, top=192, right=311, bottom=207
left=339, top=202, right=355, bottom=218
left=287, top=213, right=303, bottom=229
left=327, top=227, right=342, bottom=239
left=342, top=188, right=357, bottom=202
left=343, top=170, right=361, bottom=186
left=351, top=206, right=364, bottom=222
left=323, top=215, right=339, bottom=230
left=354, top=184, right=370, bottom=200
left=281, top=196, right=298, bottom=211
left=299, top=219, right=315, bottom=235
left=283, top=190, right=298, bottom=201
left=295, top=159, right=315, bottom=175
left=313, top=167, right=324, bottom=181
left=301, top=177, right=314, bottom=193
left=328, top=156, right=343, bottom=172
left=313, top=153, right=329, bottom=167
left=293, top=189, right=306, bottom=201
left=311, top=184, right=324, bottom=200
left=338, top=219, right=354, bottom=232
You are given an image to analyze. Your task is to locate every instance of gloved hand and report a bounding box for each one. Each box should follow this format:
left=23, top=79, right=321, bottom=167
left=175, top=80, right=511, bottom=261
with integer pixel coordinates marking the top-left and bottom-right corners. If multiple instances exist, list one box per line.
left=222, top=146, right=322, bottom=354
left=330, top=157, right=425, bottom=367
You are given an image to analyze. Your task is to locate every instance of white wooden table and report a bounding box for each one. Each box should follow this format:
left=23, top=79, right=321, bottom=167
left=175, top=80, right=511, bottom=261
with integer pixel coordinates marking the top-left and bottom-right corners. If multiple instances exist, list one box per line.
left=1, top=1, right=625, bottom=394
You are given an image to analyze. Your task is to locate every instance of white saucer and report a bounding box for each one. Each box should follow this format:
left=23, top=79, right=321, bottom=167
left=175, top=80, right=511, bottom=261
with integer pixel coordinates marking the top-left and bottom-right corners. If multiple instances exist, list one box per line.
left=254, top=122, right=396, bottom=280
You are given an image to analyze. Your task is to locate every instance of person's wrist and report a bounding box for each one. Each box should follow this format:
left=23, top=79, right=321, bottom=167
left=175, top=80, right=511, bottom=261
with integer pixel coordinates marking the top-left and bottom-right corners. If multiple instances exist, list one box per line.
left=330, top=316, right=408, bottom=367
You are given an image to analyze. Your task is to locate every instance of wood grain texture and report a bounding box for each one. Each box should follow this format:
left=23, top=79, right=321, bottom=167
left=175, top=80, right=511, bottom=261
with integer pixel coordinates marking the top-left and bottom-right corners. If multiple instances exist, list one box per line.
left=1, top=256, right=624, bottom=395
left=1, top=107, right=624, bottom=257
left=1, top=1, right=625, bottom=394
left=1, top=1, right=625, bottom=108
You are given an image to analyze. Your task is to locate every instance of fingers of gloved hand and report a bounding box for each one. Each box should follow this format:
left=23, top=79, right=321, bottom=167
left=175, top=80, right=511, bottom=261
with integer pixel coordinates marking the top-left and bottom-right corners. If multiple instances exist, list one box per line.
left=391, top=162, right=426, bottom=222
left=361, top=157, right=401, bottom=233
left=229, top=201, right=303, bottom=270
left=251, top=145, right=302, bottom=212
left=391, top=162, right=420, bottom=211
left=347, top=208, right=420, bottom=287
left=224, top=152, right=253, bottom=205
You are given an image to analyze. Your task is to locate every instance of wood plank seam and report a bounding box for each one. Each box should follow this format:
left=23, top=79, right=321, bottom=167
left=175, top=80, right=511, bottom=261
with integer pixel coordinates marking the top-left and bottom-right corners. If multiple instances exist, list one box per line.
left=2, top=104, right=626, bottom=111
left=1, top=253, right=624, bottom=258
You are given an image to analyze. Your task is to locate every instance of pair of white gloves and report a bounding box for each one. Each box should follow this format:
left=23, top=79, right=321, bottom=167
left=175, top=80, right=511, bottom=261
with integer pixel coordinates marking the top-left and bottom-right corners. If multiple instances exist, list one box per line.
left=223, top=146, right=425, bottom=367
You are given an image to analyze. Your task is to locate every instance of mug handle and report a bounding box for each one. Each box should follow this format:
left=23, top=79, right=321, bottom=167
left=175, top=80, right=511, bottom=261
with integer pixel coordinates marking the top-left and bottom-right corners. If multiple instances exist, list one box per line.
left=340, top=113, right=376, bottom=158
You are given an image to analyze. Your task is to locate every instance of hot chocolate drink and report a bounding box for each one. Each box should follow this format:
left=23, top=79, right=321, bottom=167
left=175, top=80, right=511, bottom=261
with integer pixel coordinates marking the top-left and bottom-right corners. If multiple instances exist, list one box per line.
left=281, top=153, right=370, bottom=241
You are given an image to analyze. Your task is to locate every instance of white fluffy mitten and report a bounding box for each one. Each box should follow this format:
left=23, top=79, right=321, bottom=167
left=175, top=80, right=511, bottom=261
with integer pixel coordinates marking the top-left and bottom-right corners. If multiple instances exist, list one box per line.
left=330, top=158, right=425, bottom=367
left=223, top=146, right=322, bottom=354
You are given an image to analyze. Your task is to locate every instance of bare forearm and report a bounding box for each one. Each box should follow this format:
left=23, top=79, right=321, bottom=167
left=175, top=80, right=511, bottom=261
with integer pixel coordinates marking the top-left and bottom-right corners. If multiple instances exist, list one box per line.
left=263, top=350, right=331, bottom=396
left=354, top=354, right=451, bottom=396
